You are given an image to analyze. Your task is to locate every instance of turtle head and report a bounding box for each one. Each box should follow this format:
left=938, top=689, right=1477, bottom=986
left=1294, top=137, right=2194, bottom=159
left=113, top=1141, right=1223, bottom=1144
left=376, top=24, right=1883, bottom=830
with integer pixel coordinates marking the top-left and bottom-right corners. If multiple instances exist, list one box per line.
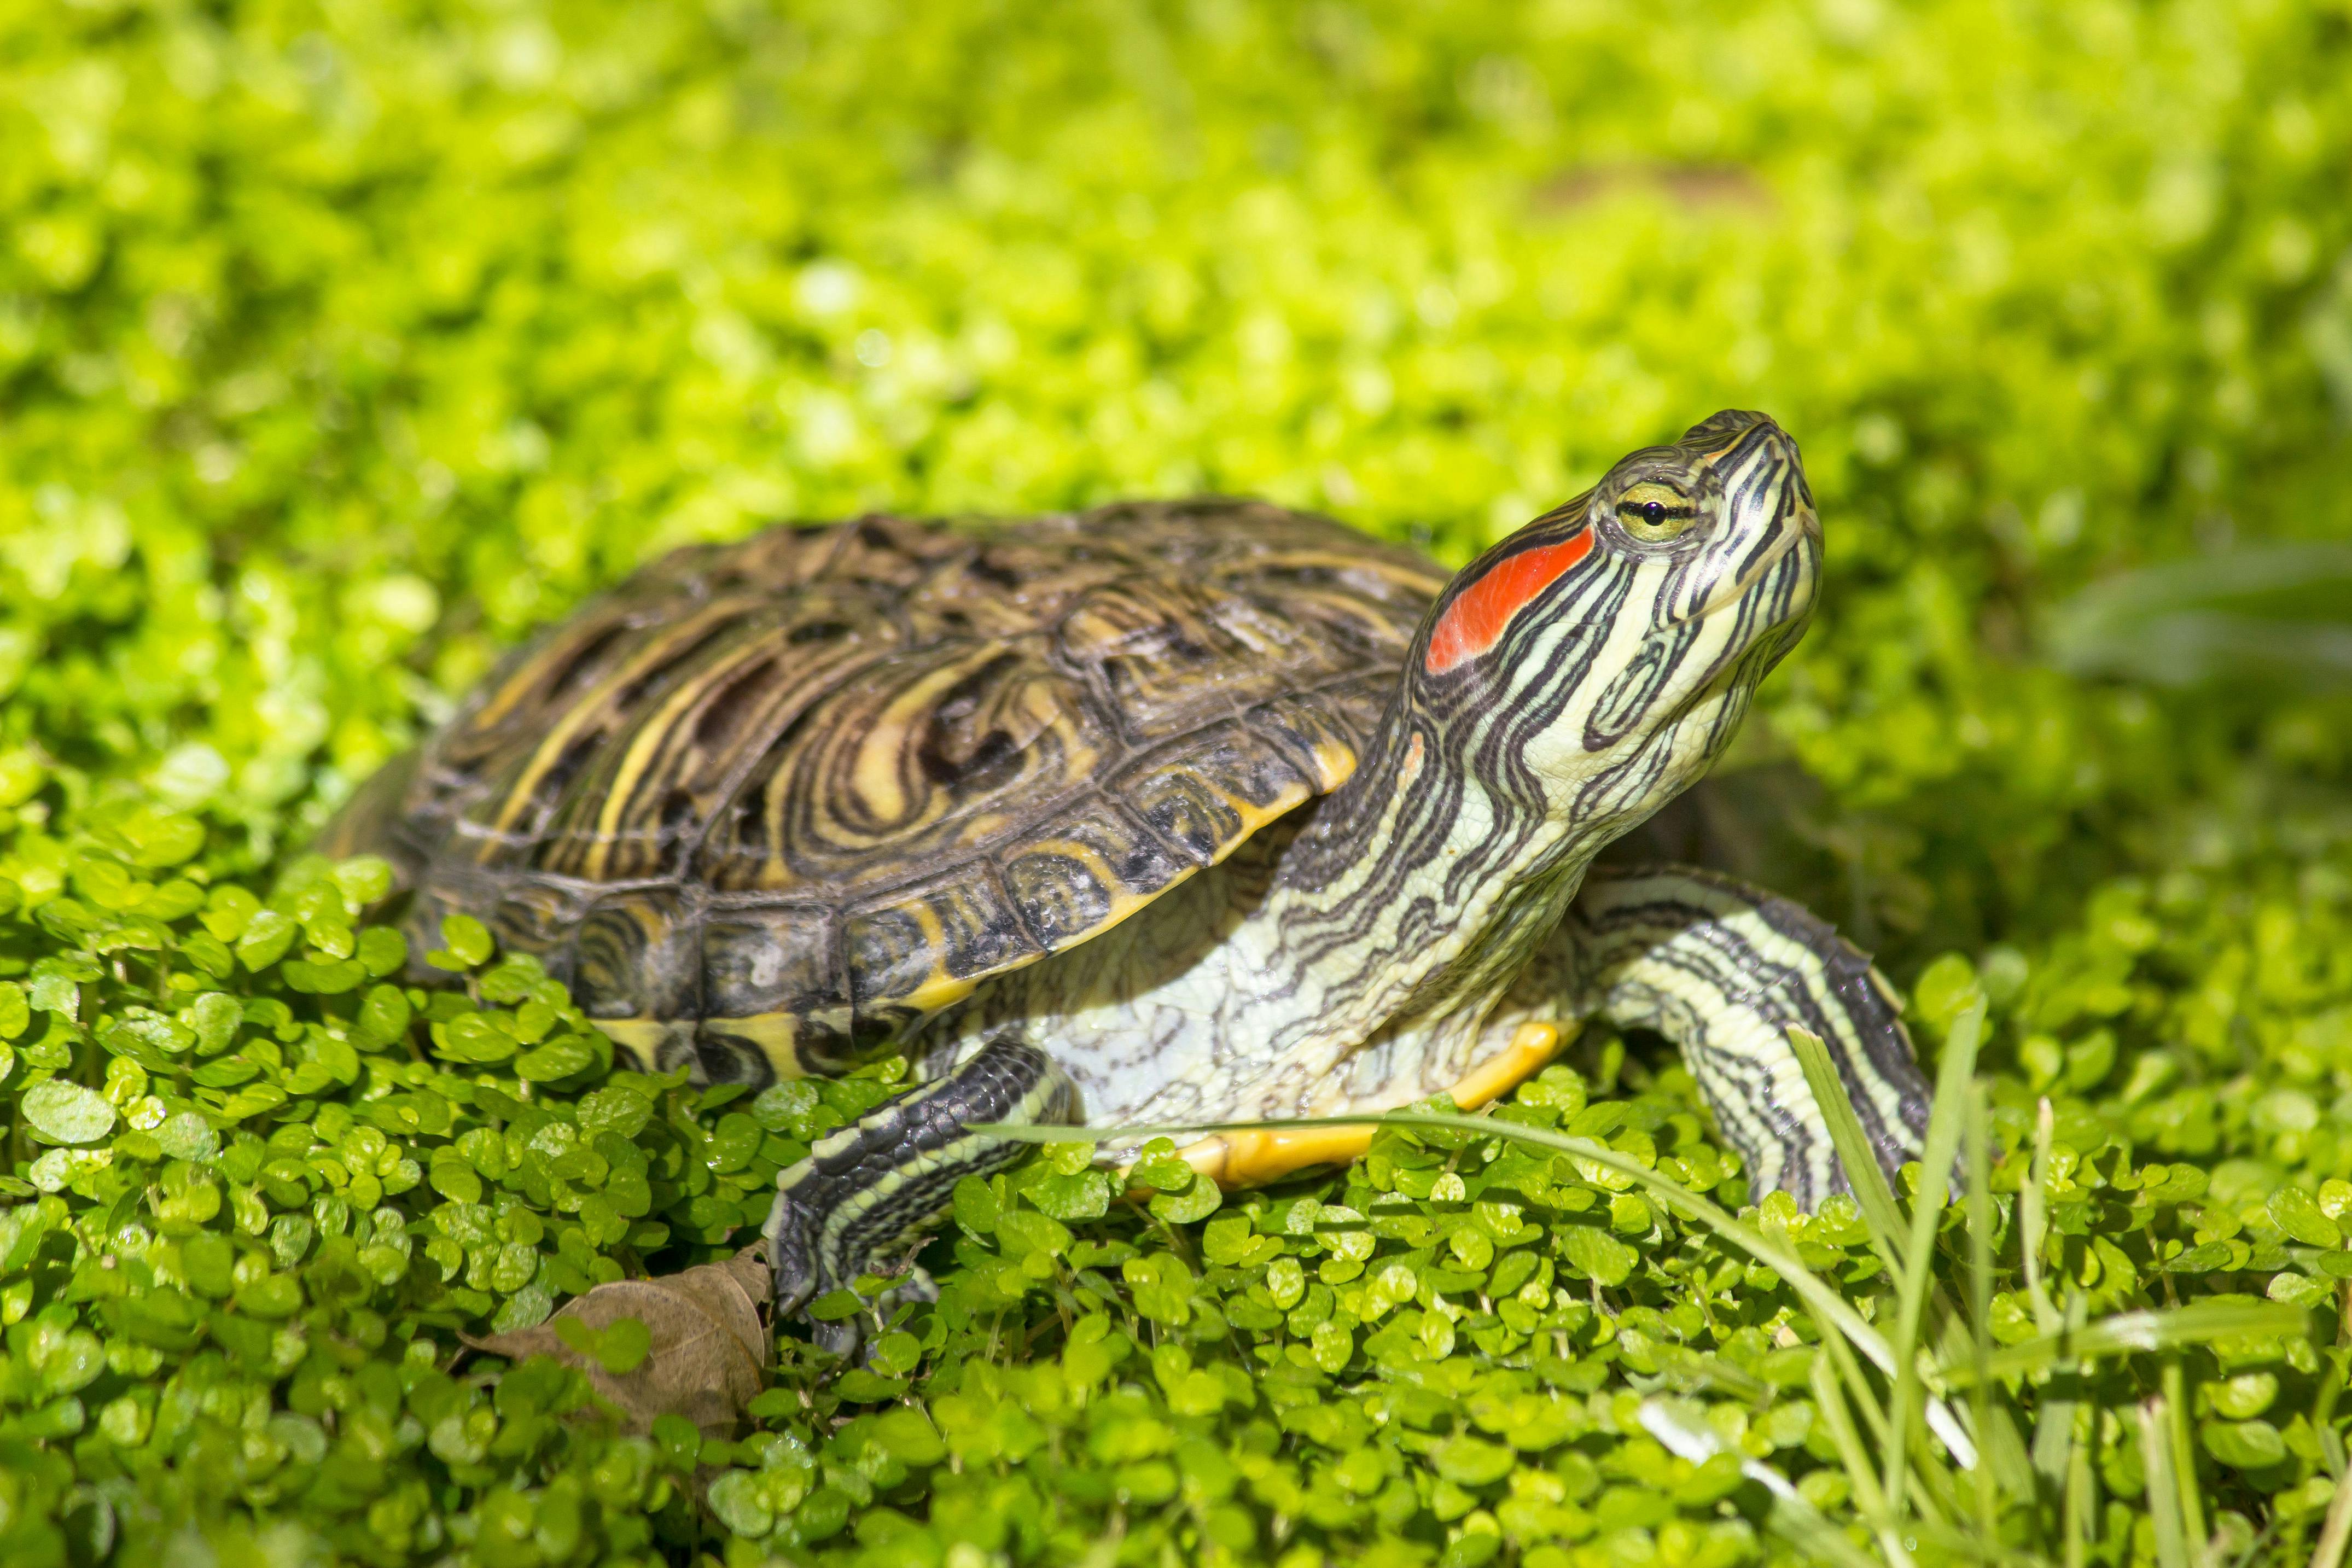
left=1413, top=409, right=1819, bottom=839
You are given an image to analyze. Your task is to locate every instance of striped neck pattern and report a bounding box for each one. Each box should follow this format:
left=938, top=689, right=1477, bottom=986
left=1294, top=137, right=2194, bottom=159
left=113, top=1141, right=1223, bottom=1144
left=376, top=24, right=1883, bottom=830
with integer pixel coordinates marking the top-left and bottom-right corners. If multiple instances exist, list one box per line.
left=1224, top=412, right=1824, bottom=1103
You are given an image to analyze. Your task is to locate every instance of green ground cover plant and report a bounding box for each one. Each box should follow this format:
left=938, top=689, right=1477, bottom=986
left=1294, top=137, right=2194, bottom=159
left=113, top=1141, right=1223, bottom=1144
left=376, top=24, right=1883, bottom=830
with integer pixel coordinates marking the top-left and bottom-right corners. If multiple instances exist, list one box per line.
left=4, top=2, right=2352, bottom=1565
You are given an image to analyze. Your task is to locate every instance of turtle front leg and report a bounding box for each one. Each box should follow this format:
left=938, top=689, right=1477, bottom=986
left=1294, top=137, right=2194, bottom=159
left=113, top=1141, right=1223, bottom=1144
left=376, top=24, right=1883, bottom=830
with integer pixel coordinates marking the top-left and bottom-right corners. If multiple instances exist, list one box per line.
left=765, top=1034, right=1076, bottom=1357
left=1568, top=865, right=1932, bottom=1209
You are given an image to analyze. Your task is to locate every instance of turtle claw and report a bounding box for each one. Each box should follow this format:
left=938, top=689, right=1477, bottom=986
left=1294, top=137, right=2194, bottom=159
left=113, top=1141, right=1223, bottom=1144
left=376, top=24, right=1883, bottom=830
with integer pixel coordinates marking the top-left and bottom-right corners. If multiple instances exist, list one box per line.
left=760, top=1036, right=1073, bottom=1372
left=880, top=1263, right=939, bottom=1307
left=810, top=1315, right=864, bottom=1361
left=816, top=1264, right=938, bottom=1365
left=768, top=1195, right=935, bottom=1364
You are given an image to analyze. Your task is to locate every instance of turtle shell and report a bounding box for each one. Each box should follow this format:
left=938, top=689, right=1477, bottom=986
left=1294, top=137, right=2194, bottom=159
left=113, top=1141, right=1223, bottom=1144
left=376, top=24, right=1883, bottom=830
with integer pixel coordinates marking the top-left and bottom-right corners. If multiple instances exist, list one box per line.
left=326, top=500, right=1447, bottom=1082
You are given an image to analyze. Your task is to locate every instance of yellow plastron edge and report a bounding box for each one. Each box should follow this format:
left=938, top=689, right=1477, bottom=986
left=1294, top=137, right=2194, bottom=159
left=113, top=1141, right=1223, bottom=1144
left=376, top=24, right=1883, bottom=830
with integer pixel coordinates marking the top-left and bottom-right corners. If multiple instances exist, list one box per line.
left=1169, top=1018, right=1577, bottom=1190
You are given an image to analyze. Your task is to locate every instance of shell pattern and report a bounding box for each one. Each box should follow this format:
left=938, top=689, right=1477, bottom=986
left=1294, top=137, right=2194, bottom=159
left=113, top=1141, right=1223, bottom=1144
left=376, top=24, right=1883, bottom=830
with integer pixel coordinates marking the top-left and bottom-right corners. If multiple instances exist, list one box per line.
left=333, top=501, right=1449, bottom=1082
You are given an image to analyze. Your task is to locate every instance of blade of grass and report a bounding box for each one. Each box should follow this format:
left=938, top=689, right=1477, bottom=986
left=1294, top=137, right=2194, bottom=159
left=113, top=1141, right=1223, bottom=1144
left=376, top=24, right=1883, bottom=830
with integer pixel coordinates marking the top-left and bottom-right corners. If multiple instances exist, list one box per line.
left=2312, top=1467, right=2352, bottom=1568
left=978, top=1107, right=1981, bottom=1464
left=1789, top=1024, right=2029, bottom=1502
left=2025, top=1098, right=2074, bottom=1517
left=2029, top=1389, right=2079, bottom=1501
left=1964, top=1087, right=1998, bottom=1533
left=1884, top=999, right=1986, bottom=1520
left=1787, top=1025, right=1909, bottom=1280
left=993, top=1112, right=1897, bottom=1357
left=2033, top=1288, right=2091, bottom=1530
left=2063, top=1389, right=2098, bottom=1568
left=2224, top=1515, right=2280, bottom=1568
left=2019, top=1098, right=2061, bottom=1336
left=1820, top=1315, right=1896, bottom=1452
left=2161, top=1357, right=2207, bottom=1560
left=1779, top=1025, right=1927, bottom=1499
left=1809, top=1353, right=1913, bottom=1568
left=1639, top=1398, right=1883, bottom=1568
left=2317, top=1345, right=2349, bottom=1483
left=1938, top=1299, right=2308, bottom=1388
left=1953, top=1087, right=2041, bottom=1514
left=2137, top=1396, right=2192, bottom=1568
left=1792, top=1373, right=2004, bottom=1566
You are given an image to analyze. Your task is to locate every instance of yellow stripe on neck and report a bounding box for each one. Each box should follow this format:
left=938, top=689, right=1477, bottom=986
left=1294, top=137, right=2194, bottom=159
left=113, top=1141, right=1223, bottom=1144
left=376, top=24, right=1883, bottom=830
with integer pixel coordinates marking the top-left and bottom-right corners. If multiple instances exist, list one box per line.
left=1169, top=1018, right=1574, bottom=1190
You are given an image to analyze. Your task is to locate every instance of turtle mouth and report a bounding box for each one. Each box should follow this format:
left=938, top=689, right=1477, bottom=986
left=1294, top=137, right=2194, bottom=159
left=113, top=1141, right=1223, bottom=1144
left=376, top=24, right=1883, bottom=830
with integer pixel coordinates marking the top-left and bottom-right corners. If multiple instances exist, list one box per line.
left=1746, top=504, right=1820, bottom=608
left=1652, top=492, right=1820, bottom=719
left=1699, top=419, right=1820, bottom=605
left=1684, top=489, right=1820, bottom=633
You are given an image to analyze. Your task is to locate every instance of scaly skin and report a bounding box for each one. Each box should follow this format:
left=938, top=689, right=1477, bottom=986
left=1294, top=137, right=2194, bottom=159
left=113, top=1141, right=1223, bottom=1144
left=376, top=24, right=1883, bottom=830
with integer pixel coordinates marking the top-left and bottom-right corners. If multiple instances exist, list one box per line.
left=933, top=411, right=1823, bottom=1137
left=328, top=407, right=1936, bottom=1343
left=767, top=416, right=1932, bottom=1342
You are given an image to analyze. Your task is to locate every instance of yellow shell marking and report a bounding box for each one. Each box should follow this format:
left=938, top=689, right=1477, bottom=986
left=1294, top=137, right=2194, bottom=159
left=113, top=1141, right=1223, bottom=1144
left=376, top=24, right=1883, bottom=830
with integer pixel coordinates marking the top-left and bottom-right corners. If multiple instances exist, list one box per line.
left=699, top=1012, right=819, bottom=1080
left=1216, top=777, right=1316, bottom=855
left=466, top=617, right=621, bottom=735
left=1306, top=734, right=1359, bottom=790
left=845, top=650, right=1016, bottom=840
left=901, top=971, right=983, bottom=1016
left=595, top=1017, right=672, bottom=1068
left=578, top=639, right=781, bottom=884
left=487, top=601, right=751, bottom=841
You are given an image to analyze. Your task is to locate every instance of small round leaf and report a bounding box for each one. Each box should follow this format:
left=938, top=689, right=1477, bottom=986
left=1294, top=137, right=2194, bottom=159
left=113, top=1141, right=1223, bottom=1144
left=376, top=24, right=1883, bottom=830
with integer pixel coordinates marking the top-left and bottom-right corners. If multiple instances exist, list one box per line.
left=21, top=1079, right=117, bottom=1145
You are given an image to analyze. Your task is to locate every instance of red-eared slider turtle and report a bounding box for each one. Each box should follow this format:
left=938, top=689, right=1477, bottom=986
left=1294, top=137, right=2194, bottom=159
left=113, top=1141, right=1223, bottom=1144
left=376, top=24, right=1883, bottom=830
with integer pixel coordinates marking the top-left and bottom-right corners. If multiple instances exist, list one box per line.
left=327, top=410, right=1930, bottom=1348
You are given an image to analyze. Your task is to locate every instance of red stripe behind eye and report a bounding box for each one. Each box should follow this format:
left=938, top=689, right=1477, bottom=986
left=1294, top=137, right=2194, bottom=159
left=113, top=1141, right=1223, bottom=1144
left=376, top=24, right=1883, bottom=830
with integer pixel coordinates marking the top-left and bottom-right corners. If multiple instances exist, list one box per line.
left=1423, top=528, right=1594, bottom=674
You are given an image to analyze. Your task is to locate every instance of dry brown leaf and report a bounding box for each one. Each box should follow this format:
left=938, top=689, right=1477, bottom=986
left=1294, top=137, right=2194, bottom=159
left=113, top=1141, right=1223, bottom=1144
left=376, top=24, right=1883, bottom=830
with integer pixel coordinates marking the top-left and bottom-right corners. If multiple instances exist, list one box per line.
left=463, top=1246, right=772, bottom=1437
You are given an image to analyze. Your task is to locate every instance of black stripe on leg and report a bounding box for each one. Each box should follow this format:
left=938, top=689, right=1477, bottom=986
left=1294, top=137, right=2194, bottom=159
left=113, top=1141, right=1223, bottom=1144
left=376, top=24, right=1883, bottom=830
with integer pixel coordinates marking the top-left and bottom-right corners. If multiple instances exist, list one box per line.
left=1573, top=865, right=1932, bottom=1208
left=765, top=1033, right=1074, bottom=1316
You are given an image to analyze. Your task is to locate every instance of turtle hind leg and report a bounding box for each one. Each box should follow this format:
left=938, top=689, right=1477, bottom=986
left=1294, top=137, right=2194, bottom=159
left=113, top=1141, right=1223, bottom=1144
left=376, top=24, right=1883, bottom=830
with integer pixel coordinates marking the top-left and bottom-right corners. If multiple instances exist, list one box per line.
left=1569, top=864, right=1932, bottom=1209
left=765, top=1033, right=1076, bottom=1359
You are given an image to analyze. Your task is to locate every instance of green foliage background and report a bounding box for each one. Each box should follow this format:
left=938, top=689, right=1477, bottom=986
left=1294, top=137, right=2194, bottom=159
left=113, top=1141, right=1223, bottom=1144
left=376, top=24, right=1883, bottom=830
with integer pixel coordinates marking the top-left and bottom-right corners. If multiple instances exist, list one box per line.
left=2, top=2, right=2351, bottom=1566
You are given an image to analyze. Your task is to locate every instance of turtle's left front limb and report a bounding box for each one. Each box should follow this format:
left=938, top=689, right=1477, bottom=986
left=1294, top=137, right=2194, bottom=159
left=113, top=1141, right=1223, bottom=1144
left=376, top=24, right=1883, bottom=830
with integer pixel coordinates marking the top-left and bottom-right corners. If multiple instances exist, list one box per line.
left=1565, top=865, right=1932, bottom=1208
left=766, top=1034, right=1075, bottom=1356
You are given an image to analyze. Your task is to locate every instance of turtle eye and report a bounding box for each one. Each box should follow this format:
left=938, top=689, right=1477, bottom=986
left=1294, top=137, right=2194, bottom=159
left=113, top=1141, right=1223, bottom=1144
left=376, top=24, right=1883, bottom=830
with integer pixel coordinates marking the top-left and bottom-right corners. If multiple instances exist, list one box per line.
left=1614, top=480, right=1700, bottom=543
